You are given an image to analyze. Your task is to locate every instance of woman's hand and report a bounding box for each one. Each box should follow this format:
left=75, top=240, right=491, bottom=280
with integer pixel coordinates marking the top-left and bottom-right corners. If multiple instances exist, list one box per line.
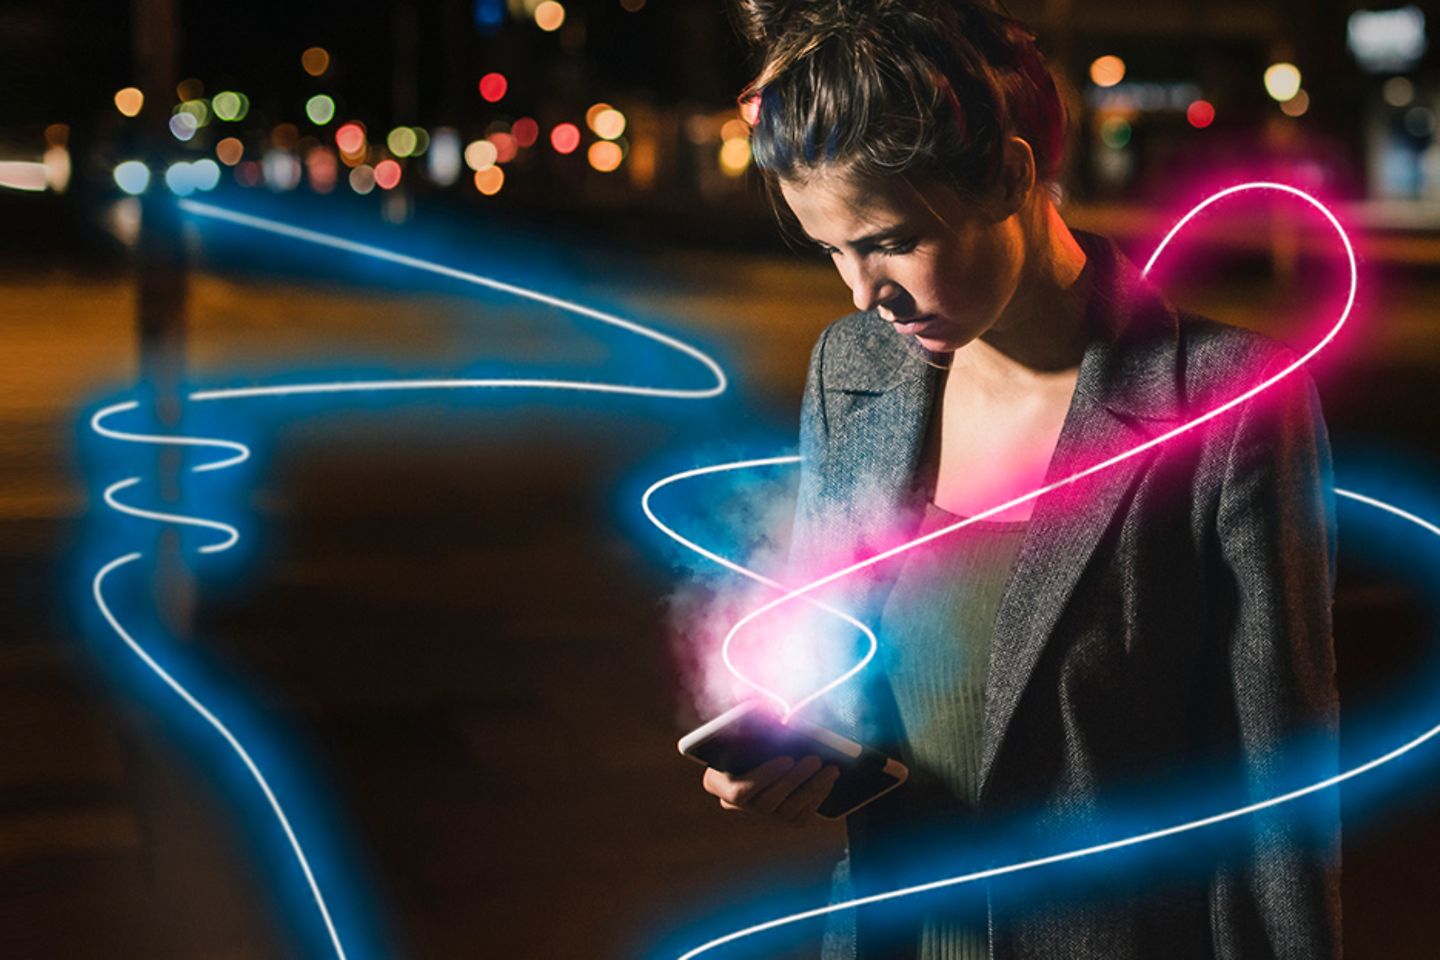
left=702, top=755, right=841, bottom=827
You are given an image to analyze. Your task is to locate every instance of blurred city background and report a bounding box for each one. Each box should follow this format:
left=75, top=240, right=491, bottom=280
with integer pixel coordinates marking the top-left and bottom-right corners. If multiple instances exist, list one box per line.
left=3, top=0, right=1440, bottom=957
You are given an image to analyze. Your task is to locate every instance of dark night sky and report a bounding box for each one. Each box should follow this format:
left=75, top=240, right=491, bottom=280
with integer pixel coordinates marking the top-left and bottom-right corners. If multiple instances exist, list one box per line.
left=3, top=1, right=754, bottom=135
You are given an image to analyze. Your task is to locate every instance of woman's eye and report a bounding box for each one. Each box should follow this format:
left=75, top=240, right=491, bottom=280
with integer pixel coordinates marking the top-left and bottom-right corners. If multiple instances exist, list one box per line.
left=879, top=239, right=918, bottom=256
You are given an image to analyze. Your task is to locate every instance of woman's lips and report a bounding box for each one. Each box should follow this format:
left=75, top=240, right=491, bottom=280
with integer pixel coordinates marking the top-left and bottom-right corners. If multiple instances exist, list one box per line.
left=891, top=316, right=942, bottom=337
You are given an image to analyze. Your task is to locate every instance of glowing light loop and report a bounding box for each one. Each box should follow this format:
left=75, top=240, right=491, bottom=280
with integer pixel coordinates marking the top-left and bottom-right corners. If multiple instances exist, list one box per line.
left=89, top=202, right=729, bottom=960
left=721, top=182, right=1357, bottom=718
left=669, top=486, right=1440, bottom=960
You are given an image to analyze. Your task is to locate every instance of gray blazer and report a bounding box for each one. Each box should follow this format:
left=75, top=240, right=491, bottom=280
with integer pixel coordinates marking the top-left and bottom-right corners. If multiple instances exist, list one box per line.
left=792, top=231, right=1341, bottom=959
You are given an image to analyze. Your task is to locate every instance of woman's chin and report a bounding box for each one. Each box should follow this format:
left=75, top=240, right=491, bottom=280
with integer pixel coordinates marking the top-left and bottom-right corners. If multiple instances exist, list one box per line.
left=913, top=334, right=960, bottom=355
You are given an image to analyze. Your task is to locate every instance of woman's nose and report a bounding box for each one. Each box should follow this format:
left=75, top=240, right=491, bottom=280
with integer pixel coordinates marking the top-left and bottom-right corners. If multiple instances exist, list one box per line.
left=846, top=263, right=898, bottom=313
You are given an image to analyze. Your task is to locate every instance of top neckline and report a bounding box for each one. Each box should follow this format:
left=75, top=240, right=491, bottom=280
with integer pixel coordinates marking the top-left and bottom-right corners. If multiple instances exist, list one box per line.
left=924, top=499, right=1031, bottom=532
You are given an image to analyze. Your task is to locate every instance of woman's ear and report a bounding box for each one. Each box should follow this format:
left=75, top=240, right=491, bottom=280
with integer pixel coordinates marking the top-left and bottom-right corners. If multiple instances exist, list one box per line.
left=995, top=136, right=1037, bottom=220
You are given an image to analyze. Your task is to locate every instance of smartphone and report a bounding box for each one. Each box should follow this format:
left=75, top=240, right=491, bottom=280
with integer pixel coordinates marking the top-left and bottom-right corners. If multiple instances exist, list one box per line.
left=678, top=700, right=908, bottom=819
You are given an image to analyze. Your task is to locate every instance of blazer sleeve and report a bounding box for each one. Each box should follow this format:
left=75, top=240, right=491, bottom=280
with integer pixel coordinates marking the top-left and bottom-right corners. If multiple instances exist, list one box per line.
left=1209, top=359, right=1342, bottom=959
left=791, top=324, right=831, bottom=575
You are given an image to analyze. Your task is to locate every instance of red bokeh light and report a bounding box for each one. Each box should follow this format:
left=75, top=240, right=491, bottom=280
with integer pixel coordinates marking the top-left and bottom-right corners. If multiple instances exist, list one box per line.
left=488, top=132, right=518, bottom=164
left=335, top=122, right=366, bottom=155
left=511, top=117, right=539, bottom=148
left=1186, top=100, right=1216, bottom=129
left=479, top=72, right=508, bottom=103
left=374, top=158, right=402, bottom=190
left=550, top=122, right=581, bottom=155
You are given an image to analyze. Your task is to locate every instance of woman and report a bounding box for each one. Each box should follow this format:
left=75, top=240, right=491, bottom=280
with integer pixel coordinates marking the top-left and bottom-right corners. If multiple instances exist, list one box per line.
left=699, top=1, right=1341, bottom=958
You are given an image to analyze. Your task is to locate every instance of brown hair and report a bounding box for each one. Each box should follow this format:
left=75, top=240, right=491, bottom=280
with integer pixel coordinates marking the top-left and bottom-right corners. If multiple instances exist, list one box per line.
left=733, top=0, right=1067, bottom=207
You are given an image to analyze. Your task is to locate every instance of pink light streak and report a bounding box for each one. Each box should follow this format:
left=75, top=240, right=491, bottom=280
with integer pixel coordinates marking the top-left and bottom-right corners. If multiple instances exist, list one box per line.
left=721, top=182, right=1358, bottom=718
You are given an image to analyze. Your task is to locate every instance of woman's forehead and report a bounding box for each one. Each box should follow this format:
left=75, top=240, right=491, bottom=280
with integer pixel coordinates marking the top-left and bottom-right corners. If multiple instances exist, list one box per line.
left=780, top=171, right=960, bottom=238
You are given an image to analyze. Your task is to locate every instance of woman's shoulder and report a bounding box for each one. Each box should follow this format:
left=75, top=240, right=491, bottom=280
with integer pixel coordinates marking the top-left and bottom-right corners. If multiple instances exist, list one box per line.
left=1174, top=310, right=1315, bottom=413
left=805, top=309, right=913, bottom=391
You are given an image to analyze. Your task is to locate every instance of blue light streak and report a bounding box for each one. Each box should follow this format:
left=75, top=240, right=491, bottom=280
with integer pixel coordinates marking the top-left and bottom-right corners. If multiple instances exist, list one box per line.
left=650, top=466, right=1440, bottom=958
left=88, top=201, right=730, bottom=959
left=83, top=191, right=1439, bottom=960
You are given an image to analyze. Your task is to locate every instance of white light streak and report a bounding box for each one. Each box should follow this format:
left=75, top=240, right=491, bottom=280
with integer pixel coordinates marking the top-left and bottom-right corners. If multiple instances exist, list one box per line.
left=672, top=489, right=1440, bottom=958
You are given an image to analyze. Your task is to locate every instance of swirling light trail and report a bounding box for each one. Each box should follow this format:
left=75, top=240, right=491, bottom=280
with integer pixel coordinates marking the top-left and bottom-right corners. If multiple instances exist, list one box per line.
left=653, top=467, right=1439, bottom=957
left=719, top=182, right=1358, bottom=719
left=88, top=201, right=729, bottom=960
left=88, top=187, right=1424, bottom=960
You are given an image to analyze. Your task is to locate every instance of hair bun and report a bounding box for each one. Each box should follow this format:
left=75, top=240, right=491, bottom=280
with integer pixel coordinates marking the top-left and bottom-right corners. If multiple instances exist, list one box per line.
left=732, top=0, right=807, bottom=48
left=733, top=0, right=1003, bottom=50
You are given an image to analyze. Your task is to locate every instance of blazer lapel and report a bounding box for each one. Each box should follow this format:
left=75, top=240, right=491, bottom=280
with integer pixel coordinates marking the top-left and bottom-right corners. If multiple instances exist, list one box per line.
left=977, top=231, right=1188, bottom=797
left=811, top=337, right=940, bottom=736
left=976, top=387, right=1158, bottom=795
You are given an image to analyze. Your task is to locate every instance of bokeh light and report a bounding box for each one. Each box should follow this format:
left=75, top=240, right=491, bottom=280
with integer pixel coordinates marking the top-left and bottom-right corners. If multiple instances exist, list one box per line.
left=176, top=78, right=203, bottom=101
left=1099, top=116, right=1132, bottom=149
left=464, top=139, right=498, bottom=171
left=374, top=158, right=402, bottom=190
left=177, top=100, right=210, bottom=128
left=620, top=0, right=646, bottom=10
left=534, top=0, right=565, bottom=31
left=302, top=46, right=331, bottom=77
left=168, top=113, right=198, bottom=142
left=410, top=127, right=430, bottom=155
left=212, top=91, right=248, bottom=122
left=474, top=166, right=504, bottom=195
left=216, top=137, right=244, bottom=166
left=1186, top=99, right=1216, bottom=129
left=1406, top=107, right=1436, bottom=138
left=349, top=164, right=376, bottom=194
left=550, top=122, right=581, bottom=154
left=113, top=160, right=150, bottom=195
left=1089, top=55, right=1126, bottom=88
left=427, top=127, right=463, bottom=185
left=236, top=161, right=262, bottom=187
left=479, top=72, right=508, bottom=103
left=164, top=162, right=197, bottom=196
left=1280, top=89, right=1310, bottom=118
left=306, top=147, right=338, bottom=193
left=387, top=127, right=419, bottom=158
left=592, top=108, right=626, bottom=140
left=587, top=140, right=623, bottom=172
left=487, top=132, right=517, bottom=163
left=263, top=150, right=302, bottom=191
left=1383, top=76, right=1415, bottom=108
left=511, top=117, right=539, bottom=148
left=1263, top=63, right=1302, bottom=102
left=43, top=145, right=71, bottom=192
left=718, top=137, right=751, bottom=176
left=306, top=95, right=337, bottom=125
left=190, top=158, right=221, bottom=191
left=585, top=102, right=611, bottom=132
left=335, top=122, right=366, bottom=155
left=114, top=87, right=144, bottom=118
left=720, top=118, right=749, bottom=142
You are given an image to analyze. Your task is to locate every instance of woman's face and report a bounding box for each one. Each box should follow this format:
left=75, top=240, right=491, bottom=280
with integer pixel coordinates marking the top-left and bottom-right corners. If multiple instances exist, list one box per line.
left=779, top=167, right=1028, bottom=354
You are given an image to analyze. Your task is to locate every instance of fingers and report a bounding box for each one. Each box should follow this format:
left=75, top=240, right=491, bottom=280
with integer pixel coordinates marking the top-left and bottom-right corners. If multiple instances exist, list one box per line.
left=701, top=755, right=841, bottom=826
left=748, top=755, right=824, bottom=814
left=775, top=764, right=840, bottom=826
left=702, top=755, right=795, bottom=807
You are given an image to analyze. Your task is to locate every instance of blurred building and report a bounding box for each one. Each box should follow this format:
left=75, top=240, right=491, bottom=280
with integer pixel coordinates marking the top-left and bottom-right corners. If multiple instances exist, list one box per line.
left=0, top=0, right=1435, bottom=235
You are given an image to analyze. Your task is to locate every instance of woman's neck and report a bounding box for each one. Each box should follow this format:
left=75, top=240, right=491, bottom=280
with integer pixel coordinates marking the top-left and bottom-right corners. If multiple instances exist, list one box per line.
left=951, top=202, right=1090, bottom=391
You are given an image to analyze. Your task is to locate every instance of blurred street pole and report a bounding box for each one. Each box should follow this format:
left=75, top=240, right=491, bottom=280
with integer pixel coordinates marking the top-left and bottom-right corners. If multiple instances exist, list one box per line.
left=134, top=0, right=188, bottom=423
left=133, top=0, right=192, bottom=624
